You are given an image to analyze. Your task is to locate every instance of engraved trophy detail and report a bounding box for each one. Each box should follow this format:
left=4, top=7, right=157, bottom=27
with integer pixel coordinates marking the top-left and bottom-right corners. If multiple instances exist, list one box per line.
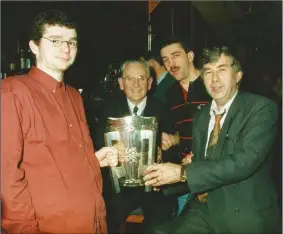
left=104, top=116, right=157, bottom=193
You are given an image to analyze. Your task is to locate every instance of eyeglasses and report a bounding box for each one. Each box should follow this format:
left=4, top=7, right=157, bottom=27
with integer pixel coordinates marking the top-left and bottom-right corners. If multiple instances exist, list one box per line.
left=122, top=76, right=148, bottom=85
left=42, top=37, right=78, bottom=48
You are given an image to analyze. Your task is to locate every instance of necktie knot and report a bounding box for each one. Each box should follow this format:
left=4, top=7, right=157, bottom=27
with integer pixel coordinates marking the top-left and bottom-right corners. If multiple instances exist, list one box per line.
left=213, top=111, right=225, bottom=123
left=133, top=106, right=138, bottom=115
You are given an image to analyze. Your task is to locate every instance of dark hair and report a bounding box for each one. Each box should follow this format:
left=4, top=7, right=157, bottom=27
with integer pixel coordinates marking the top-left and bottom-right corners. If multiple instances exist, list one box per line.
left=198, top=46, right=243, bottom=74
left=29, top=10, right=78, bottom=45
left=159, top=35, right=192, bottom=53
left=142, top=50, right=163, bottom=65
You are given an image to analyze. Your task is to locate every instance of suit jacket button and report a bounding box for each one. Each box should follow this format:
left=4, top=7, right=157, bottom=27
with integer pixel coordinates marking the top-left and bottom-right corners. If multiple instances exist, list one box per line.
left=234, top=208, right=240, bottom=214
left=233, top=183, right=239, bottom=188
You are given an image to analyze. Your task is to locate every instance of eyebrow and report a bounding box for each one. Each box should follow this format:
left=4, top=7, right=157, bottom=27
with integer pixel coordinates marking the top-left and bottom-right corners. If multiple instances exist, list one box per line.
left=49, top=35, right=78, bottom=40
left=162, top=51, right=182, bottom=59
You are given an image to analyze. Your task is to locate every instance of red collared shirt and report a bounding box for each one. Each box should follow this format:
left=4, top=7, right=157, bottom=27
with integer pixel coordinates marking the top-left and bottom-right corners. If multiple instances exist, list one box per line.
left=1, top=67, right=107, bottom=233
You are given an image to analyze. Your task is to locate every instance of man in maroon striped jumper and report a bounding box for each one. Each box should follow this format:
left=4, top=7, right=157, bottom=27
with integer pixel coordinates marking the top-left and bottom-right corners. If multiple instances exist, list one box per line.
left=159, top=36, right=211, bottom=214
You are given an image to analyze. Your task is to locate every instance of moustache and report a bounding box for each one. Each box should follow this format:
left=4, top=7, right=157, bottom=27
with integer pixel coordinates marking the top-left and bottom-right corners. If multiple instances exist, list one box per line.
left=170, top=66, right=179, bottom=72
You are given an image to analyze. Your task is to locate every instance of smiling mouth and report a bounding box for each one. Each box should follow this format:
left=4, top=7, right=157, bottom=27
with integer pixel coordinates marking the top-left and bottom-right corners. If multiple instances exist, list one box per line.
left=171, top=68, right=179, bottom=74
left=211, top=86, right=222, bottom=92
left=57, top=56, right=70, bottom=61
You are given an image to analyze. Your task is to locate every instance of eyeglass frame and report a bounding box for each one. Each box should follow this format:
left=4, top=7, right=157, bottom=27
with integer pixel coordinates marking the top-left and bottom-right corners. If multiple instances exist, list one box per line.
left=122, top=75, right=150, bottom=85
left=42, top=37, right=78, bottom=48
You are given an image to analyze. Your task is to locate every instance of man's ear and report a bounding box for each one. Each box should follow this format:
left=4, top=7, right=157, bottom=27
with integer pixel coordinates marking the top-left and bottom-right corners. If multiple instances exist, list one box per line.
left=29, top=40, right=39, bottom=56
left=236, top=71, right=243, bottom=83
left=187, top=51, right=194, bottom=63
left=147, top=77, right=153, bottom=90
left=118, top=77, right=124, bottom=90
left=148, top=59, right=156, bottom=68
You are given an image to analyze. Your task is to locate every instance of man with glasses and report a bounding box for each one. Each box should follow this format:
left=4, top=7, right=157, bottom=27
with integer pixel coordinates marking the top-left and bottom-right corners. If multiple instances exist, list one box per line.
left=144, top=46, right=280, bottom=233
left=95, top=59, right=177, bottom=233
left=1, top=10, right=119, bottom=233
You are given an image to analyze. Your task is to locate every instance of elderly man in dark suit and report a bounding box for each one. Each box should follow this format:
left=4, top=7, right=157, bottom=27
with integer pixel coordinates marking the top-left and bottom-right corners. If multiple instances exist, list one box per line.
left=144, top=46, right=280, bottom=233
left=95, top=59, right=176, bottom=234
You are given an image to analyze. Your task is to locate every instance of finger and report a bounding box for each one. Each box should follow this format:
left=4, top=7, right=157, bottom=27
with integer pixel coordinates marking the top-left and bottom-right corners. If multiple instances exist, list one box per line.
left=145, top=178, right=163, bottom=187
left=182, top=157, right=191, bottom=165
left=144, top=164, right=160, bottom=174
left=108, top=157, right=118, bottom=167
left=143, top=170, right=160, bottom=182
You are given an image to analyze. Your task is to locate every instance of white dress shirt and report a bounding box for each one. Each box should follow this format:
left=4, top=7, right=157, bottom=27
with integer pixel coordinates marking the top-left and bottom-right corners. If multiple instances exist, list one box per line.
left=204, top=91, right=238, bottom=157
left=127, top=96, right=147, bottom=116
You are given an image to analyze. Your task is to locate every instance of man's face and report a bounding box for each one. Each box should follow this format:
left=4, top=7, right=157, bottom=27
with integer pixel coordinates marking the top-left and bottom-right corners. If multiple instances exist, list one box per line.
left=202, top=54, right=242, bottom=108
left=30, top=25, right=78, bottom=74
left=160, top=43, right=193, bottom=82
left=118, top=62, right=152, bottom=105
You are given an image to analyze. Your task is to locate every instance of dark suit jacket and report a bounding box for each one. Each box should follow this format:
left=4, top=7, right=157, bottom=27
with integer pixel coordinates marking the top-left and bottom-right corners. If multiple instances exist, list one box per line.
left=185, top=91, right=280, bottom=233
left=153, top=72, right=176, bottom=104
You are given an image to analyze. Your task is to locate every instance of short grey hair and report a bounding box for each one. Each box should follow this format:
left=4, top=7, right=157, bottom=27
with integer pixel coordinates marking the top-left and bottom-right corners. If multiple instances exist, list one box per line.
left=121, top=59, right=151, bottom=78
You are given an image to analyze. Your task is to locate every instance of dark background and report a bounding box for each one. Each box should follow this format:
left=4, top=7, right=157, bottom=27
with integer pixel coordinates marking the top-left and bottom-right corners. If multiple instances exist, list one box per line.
left=1, top=1, right=282, bottom=92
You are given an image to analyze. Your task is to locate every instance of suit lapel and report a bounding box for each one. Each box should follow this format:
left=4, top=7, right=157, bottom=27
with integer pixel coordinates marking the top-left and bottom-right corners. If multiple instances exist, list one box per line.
left=212, top=92, right=245, bottom=159
left=195, top=104, right=211, bottom=161
left=118, top=95, right=131, bottom=116
left=142, top=97, right=153, bottom=116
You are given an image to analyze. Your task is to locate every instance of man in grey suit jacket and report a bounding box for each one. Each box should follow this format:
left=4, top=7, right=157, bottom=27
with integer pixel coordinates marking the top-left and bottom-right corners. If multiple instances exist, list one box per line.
left=143, top=46, right=280, bottom=233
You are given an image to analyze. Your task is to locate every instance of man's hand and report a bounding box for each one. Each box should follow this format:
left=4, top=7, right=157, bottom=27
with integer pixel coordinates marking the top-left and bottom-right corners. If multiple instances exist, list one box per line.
left=95, top=146, right=118, bottom=168
left=161, top=132, right=180, bottom=150
left=182, top=151, right=194, bottom=165
left=143, top=163, right=182, bottom=187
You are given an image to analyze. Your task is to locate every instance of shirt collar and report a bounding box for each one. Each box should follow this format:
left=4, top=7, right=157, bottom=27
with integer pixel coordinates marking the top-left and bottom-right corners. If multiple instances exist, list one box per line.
left=127, top=96, right=147, bottom=115
left=157, top=71, right=168, bottom=85
left=28, top=66, right=65, bottom=93
left=210, top=91, right=238, bottom=116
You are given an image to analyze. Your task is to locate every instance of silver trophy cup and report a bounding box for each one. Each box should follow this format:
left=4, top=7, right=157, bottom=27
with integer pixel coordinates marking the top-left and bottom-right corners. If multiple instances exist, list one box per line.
left=104, top=116, right=158, bottom=193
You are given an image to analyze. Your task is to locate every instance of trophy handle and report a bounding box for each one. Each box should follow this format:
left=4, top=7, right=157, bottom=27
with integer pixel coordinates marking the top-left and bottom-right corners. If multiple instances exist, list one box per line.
left=143, top=130, right=156, bottom=192
left=109, top=166, right=127, bottom=193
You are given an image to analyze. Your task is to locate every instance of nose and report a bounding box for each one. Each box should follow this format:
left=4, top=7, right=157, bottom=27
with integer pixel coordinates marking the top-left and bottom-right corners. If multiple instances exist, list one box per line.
left=132, top=78, right=141, bottom=87
left=60, top=41, right=71, bottom=53
left=168, top=58, right=176, bottom=67
left=212, top=71, right=219, bottom=82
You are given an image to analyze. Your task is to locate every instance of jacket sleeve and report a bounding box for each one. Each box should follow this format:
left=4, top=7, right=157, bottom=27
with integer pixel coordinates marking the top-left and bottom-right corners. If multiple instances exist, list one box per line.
left=1, top=90, right=40, bottom=233
left=186, top=97, right=278, bottom=193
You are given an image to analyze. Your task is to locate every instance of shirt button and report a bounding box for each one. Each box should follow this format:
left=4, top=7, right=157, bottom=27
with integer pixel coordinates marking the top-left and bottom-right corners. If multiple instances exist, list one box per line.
left=78, top=144, right=82, bottom=148
left=234, top=208, right=240, bottom=214
left=88, top=165, right=91, bottom=169
left=52, top=89, right=56, bottom=93
left=69, top=124, right=73, bottom=128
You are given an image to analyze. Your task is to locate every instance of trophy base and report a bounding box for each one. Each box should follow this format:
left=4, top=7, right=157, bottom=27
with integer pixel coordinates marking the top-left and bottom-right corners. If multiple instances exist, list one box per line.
left=119, top=178, right=144, bottom=187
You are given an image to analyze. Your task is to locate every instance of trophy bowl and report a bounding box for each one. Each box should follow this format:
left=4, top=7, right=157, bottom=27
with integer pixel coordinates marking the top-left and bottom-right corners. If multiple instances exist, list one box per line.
left=104, top=116, right=158, bottom=193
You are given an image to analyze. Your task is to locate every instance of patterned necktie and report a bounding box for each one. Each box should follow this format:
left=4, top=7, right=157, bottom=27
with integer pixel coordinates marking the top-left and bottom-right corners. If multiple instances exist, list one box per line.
left=206, top=111, right=225, bottom=159
left=133, top=106, right=138, bottom=115
left=198, top=111, right=225, bottom=203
